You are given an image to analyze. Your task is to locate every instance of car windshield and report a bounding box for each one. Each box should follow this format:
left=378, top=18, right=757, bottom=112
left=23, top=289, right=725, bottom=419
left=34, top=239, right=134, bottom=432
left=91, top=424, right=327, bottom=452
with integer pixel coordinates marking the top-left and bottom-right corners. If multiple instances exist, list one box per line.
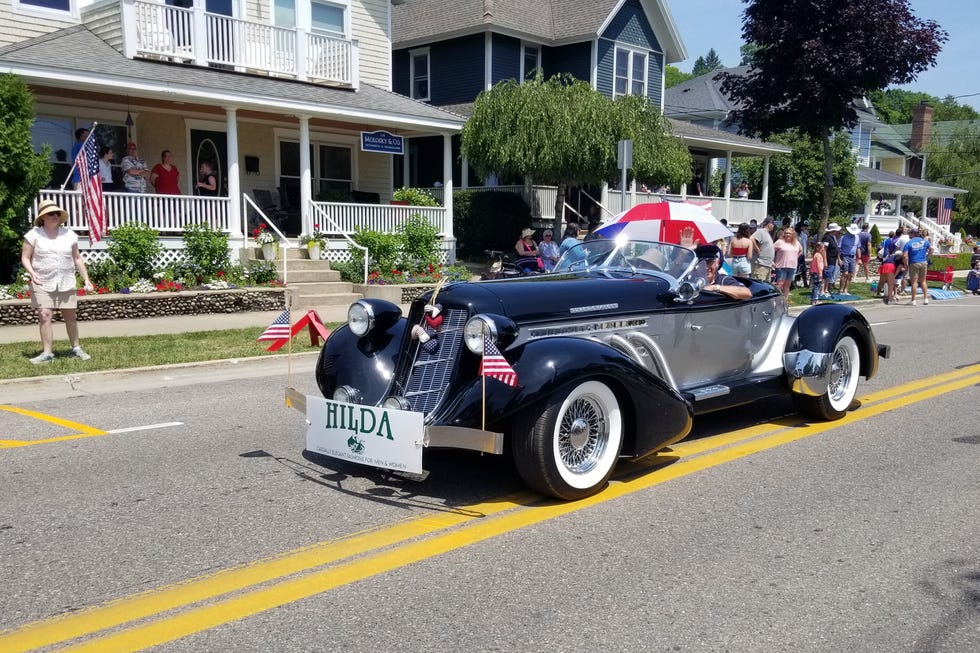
left=554, top=237, right=699, bottom=284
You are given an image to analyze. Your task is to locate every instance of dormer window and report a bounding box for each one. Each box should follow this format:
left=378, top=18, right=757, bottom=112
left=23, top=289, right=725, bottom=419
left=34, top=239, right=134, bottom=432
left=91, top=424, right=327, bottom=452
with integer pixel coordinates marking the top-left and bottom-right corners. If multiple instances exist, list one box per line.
left=410, top=48, right=430, bottom=101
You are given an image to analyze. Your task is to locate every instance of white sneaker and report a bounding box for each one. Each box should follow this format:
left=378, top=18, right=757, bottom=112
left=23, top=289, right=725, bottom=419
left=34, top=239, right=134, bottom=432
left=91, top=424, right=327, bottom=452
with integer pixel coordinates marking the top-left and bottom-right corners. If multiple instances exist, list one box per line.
left=70, top=346, right=91, bottom=361
left=908, top=300, right=917, bottom=306
left=924, top=298, right=929, bottom=305
left=30, top=352, right=55, bottom=364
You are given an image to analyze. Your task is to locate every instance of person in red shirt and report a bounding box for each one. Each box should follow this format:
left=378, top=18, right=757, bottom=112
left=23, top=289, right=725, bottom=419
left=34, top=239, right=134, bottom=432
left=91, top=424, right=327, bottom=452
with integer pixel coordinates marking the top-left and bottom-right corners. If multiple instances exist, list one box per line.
left=150, top=150, right=181, bottom=195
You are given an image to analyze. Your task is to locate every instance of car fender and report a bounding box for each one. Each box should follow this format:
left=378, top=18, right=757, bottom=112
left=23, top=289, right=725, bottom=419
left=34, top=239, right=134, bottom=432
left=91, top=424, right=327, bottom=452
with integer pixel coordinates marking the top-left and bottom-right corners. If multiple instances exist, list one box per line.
left=434, top=336, right=693, bottom=458
left=315, top=321, right=408, bottom=404
left=784, top=303, right=881, bottom=381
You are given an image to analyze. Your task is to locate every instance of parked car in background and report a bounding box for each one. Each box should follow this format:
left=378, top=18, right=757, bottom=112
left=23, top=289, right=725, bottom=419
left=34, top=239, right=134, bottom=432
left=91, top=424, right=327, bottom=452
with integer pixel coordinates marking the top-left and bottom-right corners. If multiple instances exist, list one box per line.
left=291, top=237, right=889, bottom=500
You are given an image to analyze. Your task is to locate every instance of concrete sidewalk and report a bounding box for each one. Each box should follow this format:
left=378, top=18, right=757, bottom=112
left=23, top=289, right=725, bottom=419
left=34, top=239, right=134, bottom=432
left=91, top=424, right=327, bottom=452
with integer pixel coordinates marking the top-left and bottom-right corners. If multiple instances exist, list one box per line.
left=0, top=304, right=368, bottom=345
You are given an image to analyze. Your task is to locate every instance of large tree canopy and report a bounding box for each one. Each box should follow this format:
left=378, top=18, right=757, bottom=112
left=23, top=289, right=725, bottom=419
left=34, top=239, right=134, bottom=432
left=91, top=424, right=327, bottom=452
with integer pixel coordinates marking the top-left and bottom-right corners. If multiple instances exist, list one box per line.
left=926, top=124, right=980, bottom=231
left=719, top=0, right=946, bottom=235
left=460, top=73, right=690, bottom=223
left=869, top=88, right=979, bottom=124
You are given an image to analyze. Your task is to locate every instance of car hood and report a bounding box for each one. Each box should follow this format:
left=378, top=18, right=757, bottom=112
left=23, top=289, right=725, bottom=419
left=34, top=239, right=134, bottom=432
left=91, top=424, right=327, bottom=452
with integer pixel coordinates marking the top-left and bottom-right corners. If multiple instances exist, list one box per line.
left=431, top=273, right=673, bottom=323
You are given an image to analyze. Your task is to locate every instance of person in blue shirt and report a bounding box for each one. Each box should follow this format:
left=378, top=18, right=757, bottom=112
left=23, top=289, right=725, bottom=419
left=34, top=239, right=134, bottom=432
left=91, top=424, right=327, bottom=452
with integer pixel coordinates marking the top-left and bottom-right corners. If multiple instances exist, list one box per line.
left=857, top=223, right=872, bottom=281
left=838, top=224, right=860, bottom=294
left=69, top=127, right=89, bottom=189
left=902, top=228, right=933, bottom=305
left=559, top=223, right=581, bottom=255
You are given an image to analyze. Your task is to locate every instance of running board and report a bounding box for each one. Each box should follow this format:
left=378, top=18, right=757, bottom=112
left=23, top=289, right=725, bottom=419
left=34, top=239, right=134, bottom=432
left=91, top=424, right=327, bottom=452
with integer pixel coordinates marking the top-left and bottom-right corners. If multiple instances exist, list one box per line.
left=688, top=384, right=731, bottom=401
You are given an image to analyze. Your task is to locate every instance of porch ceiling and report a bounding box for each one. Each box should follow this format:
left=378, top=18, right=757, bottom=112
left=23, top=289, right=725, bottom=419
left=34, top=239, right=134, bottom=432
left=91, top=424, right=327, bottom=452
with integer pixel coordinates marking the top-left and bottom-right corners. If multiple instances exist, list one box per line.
left=0, top=26, right=466, bottom=136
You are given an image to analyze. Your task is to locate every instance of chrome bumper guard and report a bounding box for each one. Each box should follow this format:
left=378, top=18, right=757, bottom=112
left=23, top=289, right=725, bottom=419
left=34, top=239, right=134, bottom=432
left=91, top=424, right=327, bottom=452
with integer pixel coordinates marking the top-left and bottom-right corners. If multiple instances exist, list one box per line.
left=285, top=388, right=504, bottom=455
left=782, top=349, right=831, bottom=397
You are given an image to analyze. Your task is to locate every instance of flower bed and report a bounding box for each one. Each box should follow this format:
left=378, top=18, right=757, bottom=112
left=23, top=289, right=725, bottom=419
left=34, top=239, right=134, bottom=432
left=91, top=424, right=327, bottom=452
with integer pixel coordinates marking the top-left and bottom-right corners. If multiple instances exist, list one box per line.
left=0, top=288, right=285, bottom=326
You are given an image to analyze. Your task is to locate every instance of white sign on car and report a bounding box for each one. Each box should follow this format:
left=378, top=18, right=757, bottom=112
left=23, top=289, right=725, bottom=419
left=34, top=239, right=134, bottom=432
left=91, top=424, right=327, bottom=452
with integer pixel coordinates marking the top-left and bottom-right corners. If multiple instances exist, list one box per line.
left=305, top=397, right=424, bottom=474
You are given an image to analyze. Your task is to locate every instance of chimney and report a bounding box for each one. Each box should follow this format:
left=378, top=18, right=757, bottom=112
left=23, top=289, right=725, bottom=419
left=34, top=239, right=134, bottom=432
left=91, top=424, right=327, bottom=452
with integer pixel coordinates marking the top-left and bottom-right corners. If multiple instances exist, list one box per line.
left=910, top=102, right=934, bottom=152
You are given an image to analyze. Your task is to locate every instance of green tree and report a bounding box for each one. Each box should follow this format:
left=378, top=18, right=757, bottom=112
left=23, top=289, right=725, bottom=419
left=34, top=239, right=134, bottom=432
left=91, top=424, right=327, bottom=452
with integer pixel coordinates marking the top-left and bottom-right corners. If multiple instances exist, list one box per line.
left=461, top=73, right=620, bottom=225
left=691, top=49, right=724, bottom=77
left=926, top=123, right=980, bottom=231
left=0, top=74, right=51, bottom=282
left=611, top=94, right=692, bottom=190
left=734, top=130, right=866, bottom=224
left=739, top=43, right=760, bottom=66
left=719, top=0, right=946, bottom=236
left=869, top=88, right=979, bottom=123
left=665, top=65, right=695, bottom=88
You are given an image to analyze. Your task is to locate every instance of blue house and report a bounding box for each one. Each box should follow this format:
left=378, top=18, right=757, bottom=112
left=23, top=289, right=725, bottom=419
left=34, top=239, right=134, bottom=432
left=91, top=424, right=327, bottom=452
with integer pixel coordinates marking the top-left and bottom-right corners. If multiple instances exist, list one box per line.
left=391, top=0, right=786, bottom=225
left=391, top=0, right=683, bottom=185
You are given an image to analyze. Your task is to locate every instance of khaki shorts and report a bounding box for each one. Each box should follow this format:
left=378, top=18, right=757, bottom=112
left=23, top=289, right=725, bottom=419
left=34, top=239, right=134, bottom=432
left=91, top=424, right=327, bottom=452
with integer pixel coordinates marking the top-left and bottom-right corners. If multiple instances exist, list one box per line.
left=908, top=261, right=928, bottom=284
left=750, top=263, right=772, bottom=281
left=30, top=287, right=78, bottom=310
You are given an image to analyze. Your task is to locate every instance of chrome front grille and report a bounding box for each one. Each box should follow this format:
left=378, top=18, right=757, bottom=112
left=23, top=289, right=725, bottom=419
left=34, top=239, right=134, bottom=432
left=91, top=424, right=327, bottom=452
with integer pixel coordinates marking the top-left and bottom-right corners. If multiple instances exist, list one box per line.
left=399, top=307, right=468, bottom=416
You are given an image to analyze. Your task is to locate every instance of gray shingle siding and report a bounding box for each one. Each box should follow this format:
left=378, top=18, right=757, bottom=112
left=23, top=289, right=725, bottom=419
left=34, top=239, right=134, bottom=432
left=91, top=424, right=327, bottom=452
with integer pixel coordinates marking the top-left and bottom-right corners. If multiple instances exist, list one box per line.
left=491, top=34, right=521, bottom=84
left=603, top=0, right=661, bottom=51
left=542, top=43, right=591, bottom=82
left=596, top=0, right=664, bottom=103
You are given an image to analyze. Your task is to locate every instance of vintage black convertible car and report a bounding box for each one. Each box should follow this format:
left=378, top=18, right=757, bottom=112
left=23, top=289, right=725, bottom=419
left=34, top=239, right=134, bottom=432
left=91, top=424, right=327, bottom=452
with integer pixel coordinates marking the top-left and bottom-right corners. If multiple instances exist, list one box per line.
left=292, top=238, right=888, bottom=500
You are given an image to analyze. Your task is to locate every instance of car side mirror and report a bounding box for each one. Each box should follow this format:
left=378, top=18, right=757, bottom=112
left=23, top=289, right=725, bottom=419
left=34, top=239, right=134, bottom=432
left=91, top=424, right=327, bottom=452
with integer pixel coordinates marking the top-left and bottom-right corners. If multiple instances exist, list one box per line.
left=675, top=277, right=705, bottom=302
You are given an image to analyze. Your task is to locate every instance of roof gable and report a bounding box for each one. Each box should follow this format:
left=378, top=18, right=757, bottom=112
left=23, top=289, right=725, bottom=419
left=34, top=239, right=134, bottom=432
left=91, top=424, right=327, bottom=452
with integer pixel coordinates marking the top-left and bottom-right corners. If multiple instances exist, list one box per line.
left=393, top=0, right=685, bottom=61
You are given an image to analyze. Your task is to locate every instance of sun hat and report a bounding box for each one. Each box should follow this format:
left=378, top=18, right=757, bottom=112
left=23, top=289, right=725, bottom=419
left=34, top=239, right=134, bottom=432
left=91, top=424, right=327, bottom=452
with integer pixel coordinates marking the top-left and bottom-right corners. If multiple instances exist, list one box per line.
left=521, top=227, right=535, bottom=238
left=826, top=222, right=841, bottom=232
left=846, top=223, right=861, bottom=235
left=34, top=199, right=68, bottom=226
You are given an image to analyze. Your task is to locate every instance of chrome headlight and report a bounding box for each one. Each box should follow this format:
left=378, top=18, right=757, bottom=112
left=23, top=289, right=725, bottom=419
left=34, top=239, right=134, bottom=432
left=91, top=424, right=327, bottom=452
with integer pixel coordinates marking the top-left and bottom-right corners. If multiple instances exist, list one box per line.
left=347, top=301, right=374, bottom=337
left=332, top=385, right=362, bottom=404
left=464, top=315, right=498, bottom=354
left=382, top=396, right=411, bottom=410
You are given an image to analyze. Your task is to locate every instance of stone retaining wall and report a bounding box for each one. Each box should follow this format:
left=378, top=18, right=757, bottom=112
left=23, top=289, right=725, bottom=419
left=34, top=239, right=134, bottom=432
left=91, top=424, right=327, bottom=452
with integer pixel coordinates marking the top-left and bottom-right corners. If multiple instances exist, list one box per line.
left=0, top=289, right=286, bottom=326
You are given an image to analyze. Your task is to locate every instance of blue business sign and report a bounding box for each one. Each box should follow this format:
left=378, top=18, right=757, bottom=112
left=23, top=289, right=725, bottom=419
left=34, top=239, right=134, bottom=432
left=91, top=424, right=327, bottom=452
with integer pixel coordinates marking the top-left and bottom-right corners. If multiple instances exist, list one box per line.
left=361, top=130, right=404, bottom=155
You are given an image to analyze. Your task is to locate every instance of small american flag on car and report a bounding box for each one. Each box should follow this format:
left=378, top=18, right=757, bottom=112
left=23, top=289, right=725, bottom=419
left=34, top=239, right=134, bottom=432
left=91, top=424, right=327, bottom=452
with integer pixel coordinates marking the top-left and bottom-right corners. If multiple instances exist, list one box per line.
left=480, top=333, right=517, bottom=386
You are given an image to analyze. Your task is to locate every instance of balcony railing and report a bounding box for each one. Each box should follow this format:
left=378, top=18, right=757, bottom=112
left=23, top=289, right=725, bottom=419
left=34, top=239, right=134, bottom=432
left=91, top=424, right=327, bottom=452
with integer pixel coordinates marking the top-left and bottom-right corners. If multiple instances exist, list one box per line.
left=313, top=201, right=450, bottom=237
left=127, top=0, right=356, bottom=87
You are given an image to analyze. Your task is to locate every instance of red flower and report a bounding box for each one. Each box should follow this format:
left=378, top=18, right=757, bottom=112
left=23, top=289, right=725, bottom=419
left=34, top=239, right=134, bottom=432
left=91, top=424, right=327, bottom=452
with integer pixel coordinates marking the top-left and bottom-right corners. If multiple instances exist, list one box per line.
left=77, top=289, right=86, bottom=296
left=392, top=269, right=401, bottom=275
left=258, top=223, right=267, bottom=230
left=217, top=271, right=225, bottom=277
left=16, top=293, right=24, bottom=299
left=252, top=229, right=260, bottom=237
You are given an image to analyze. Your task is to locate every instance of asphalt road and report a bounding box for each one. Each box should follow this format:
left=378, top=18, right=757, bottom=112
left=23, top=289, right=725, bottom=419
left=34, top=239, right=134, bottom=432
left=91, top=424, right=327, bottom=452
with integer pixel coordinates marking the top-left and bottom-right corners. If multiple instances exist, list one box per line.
left=1, top=298, right=979, bottom=652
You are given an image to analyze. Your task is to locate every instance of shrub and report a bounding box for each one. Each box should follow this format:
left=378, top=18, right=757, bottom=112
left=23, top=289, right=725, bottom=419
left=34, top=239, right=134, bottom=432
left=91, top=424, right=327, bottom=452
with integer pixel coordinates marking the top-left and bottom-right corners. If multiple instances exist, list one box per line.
left=182, top=222, right=230, bottom=276
left=454, top=189, right=533, bottom=258
left=106, top=222, right=163, bottom=280
left=398, top=214, right=441, bottom=270
left=869, top=224, right=881, bottom=250
left=392, top=186, right=440, bottom=206
left=243, top=261, right=280, bottom=285
left=349, top=227, right=401, bottom=275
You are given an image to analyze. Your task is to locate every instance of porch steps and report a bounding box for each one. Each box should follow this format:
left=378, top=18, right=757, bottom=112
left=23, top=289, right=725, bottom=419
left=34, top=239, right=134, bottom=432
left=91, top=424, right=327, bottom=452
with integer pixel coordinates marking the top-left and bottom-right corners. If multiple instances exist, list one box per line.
left=243, top=247, right=362, bottom=315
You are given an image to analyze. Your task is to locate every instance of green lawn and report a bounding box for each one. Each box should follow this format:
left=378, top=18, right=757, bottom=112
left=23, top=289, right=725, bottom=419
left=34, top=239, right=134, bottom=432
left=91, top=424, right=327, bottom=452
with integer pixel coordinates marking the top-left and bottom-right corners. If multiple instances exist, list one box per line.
left=0, top=326, right=338, bottom=380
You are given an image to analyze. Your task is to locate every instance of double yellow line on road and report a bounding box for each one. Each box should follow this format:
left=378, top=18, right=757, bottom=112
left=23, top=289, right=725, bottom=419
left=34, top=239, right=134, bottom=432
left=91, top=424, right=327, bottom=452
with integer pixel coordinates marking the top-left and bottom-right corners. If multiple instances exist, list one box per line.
left=3, top=363, right=979, bottom=652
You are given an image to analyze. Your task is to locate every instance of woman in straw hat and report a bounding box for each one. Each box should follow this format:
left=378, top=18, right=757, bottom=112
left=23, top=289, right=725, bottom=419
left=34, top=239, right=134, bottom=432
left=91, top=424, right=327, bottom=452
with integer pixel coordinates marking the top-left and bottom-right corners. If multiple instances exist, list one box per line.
left=20, top=199, right=95, bottom=364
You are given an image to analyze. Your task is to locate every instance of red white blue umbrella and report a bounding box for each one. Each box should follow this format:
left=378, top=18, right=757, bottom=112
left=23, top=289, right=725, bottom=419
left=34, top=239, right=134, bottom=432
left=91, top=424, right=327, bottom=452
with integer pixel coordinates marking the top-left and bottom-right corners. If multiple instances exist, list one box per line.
left=595, top=202, right=731, bottom=245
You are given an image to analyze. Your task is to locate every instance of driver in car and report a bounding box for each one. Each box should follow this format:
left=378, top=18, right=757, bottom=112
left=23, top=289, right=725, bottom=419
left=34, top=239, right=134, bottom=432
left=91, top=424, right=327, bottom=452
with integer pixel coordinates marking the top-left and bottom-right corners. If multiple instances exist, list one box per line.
left=695, top=244, right=752, bottom=300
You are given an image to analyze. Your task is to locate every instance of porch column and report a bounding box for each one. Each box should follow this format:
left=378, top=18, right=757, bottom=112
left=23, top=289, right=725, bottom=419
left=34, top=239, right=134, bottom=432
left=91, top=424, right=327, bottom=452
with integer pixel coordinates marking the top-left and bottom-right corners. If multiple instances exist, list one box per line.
left=723, top=150, right=733, bottom=222
left=225, top=107, right=242, bottom=238
left=402, top=145, right=410, bottom=189
left=298, top=115, right=312, bottom=233
left=461, top=154, right=469, bottom=189
left=121, top=0, right=136, bottom=59
left=896, top=194, right=904, bottom=224
left=192, top=6, right=208, bottom=67
left=762, top=156, right=771, bottom=218
left=442, top=133, right=454, bottom=241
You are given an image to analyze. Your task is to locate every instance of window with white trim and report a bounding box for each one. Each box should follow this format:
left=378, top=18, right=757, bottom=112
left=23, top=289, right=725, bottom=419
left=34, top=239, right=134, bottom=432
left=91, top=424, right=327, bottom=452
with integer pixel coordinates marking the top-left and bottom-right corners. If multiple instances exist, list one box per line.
left=279, top=140, right=353, bottom=206
left=311, top=0, right=345, bottom=37
left=13, top=0, right=77, bottom=18
left=410, top=49, right=430, bottom=101
left=521, top=43, right=540, bottom=81
left=614, top=46, right=648, bottom=97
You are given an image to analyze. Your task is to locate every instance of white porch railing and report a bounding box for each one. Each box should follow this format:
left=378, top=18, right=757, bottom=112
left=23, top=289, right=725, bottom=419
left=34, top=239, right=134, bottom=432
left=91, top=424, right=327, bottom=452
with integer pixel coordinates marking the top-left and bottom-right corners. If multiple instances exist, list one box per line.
left=129, top=0, right=356, bottom=86
left=35, top=190, right=231, bottom=235
left=606, top=191, right=767, bottom=224
left=312, top=201, right=450, bottom=236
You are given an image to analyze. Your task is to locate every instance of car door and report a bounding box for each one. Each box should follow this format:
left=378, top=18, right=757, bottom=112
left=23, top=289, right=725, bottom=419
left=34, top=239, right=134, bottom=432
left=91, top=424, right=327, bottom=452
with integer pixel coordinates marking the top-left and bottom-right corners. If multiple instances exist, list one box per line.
left=668, top=294, right=755, bottom=389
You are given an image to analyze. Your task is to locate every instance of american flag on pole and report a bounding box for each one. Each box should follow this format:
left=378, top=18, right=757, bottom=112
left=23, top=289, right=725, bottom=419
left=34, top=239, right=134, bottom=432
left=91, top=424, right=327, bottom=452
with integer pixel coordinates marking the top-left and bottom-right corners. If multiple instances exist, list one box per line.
left=257, top=309, right=291, bottom=341
left=74, top=134, right=106, bottom=242
left=480, top=333, right=518, bottom=386
left=937, top=197, right=954, bottom=226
